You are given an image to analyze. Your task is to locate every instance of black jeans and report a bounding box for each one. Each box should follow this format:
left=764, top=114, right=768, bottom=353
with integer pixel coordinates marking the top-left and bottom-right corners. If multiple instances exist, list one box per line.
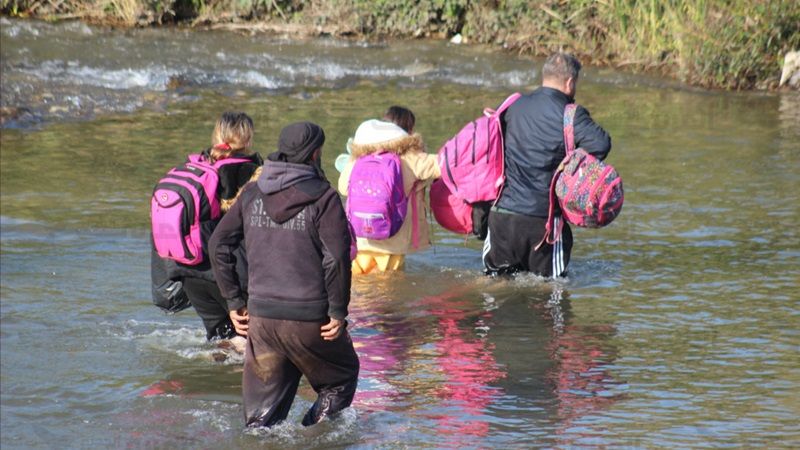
left=182, top=277, right=236, bottom=340
left=242, top=316, right=359, bottom=428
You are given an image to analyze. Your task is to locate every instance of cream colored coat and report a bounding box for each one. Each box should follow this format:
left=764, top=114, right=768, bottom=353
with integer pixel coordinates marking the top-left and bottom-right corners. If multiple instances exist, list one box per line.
left=338, top=134, right=440, bottom=255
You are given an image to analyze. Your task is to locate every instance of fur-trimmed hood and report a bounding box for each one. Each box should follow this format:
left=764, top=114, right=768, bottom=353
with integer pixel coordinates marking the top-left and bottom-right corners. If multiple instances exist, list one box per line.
left=350, top=133, right=425, bottom=158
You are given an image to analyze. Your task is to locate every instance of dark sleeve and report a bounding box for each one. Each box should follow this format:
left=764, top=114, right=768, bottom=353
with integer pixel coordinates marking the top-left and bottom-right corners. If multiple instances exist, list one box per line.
left=315, top=189, right=353, bottom=320
left=573, top=105, right=612, bottom=160
left=209, top=189, right=247, bottom=311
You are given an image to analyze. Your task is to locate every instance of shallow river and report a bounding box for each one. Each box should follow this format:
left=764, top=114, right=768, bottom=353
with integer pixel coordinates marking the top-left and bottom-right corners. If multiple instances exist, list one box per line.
left=1, top=18, right=799, bottom=449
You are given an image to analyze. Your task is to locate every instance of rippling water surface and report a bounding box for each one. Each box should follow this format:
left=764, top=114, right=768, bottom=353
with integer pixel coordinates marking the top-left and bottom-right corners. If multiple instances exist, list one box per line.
left=1, top=18, right=799, bottom=449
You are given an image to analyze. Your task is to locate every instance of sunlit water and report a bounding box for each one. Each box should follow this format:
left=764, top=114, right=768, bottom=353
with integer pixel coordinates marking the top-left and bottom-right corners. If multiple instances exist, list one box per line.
left=1, top=18, right=799, bottom=449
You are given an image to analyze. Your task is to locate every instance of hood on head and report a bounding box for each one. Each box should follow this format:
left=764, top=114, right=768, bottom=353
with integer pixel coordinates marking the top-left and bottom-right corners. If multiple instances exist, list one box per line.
left=257, top=161, right=318, bottom=194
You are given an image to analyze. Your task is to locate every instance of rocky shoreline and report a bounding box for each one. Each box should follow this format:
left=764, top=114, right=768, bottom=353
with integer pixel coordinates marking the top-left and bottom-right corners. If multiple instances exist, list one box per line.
left=2, top=0, right=799, bottom=91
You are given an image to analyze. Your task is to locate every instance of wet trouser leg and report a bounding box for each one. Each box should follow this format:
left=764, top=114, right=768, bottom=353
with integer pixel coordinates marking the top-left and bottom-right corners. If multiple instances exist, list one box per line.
left=482, top=211, right=573, bottom=278
left=242, top=334, right=302, bottom=427
left=181, top=277, right=236, bottom=340
left=243, top=316, right=360, bottom=428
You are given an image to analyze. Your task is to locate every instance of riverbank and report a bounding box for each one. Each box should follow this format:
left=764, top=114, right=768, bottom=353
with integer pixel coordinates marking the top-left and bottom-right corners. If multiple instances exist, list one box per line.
left=2, top=0, right=799, bottom=90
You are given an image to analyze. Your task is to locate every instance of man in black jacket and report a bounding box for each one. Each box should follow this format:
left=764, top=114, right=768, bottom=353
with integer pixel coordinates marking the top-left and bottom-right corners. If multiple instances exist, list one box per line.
left=483, top=53, right=612, bottom=278
left=209, top=122, right=358, bottom=428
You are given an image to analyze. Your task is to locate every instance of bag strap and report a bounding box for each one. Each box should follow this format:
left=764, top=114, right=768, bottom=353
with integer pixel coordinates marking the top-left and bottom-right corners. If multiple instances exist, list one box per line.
left=535, top=103, right=576, bottom=250
left=187, top=152, right=252, bottom=169
left=212, top=156, right=252, bottom=169
left=563, top=103, right=577, bottom=155
left=409, top=180, right=422, bottom=249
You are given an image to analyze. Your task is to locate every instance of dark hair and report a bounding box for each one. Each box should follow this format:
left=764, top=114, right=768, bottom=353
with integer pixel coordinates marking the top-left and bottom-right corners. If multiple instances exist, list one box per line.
left=383, top=106, right=416, bottom=133
left=542, top=53, right=582, bottom=83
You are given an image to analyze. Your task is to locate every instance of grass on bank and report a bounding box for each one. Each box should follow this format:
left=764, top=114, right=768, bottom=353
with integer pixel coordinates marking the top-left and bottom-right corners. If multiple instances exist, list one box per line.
left=1, top=0, right=798, bottom=90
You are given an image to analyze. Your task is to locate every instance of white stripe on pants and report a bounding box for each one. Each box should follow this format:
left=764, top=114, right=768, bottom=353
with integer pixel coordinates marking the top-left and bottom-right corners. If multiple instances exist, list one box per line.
left=551, top=217, right=564, bottom=278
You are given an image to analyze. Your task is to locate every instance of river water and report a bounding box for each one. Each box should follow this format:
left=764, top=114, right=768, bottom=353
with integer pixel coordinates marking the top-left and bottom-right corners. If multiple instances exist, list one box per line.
left=1, top=18, right=799, bottom=449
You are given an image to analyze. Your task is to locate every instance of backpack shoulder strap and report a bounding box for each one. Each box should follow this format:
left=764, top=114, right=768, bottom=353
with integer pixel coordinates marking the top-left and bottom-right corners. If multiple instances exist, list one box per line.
left=188, top=151, right=253, bottom=169
left=563, top=103, right=578, bottom=154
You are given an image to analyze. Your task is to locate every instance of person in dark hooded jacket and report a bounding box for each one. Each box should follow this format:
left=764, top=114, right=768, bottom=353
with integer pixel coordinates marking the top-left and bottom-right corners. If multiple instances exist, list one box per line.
left=209, top=121, right=358, bottom=428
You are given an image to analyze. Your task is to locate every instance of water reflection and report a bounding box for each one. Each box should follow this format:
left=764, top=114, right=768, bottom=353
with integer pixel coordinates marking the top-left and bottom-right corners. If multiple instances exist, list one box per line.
left=349, top=288, right=417, bottom=411
left=426, top=293, right=504, bottom=442
left=349, top=273, right=623, bottom=447
left=545, top=290, right=623, bottom=446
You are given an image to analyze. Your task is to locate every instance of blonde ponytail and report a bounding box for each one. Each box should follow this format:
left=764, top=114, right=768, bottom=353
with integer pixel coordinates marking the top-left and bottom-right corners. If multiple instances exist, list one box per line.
left=210, top=112, right=254, bottom=162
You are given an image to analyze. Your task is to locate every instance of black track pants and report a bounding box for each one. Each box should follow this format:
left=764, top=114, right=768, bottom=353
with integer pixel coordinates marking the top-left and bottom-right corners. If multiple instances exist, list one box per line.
left=482, top=210, right=573, bottom=278
left=242, top=316, right=359, bottom=428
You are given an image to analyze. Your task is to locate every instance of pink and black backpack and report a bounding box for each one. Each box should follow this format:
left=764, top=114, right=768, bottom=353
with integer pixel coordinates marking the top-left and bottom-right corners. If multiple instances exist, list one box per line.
left=151, top=153, right=250, bottom=265
left=346, top=152, right=407, bottom=240
left=431, top=92, right=521, bottom=238
left=540, top=104, right=623, bottom=245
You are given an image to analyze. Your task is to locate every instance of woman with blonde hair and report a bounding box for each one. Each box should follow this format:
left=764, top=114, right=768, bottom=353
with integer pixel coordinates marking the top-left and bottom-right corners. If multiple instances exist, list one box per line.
left=151, top=111, right=263, bottom=347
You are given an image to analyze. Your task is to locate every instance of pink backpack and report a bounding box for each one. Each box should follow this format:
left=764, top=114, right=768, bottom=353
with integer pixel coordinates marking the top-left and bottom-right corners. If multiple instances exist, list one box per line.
left=151, top=153, right=250, bottom=265
left=346, top=152, right=407, bottom=240
left=540, top=104, right=623, bottom=245
left=431, top=92, right=521, bottom=237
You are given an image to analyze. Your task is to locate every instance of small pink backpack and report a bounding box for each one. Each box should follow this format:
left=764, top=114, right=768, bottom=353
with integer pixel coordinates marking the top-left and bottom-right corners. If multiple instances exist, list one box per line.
left=432, top=93, right=521, bottom=238
left=151, top=153, right=250, bottom=265
left=346, top=152, right=407, bottom=240
left=540, top=104, right=623, bottom=245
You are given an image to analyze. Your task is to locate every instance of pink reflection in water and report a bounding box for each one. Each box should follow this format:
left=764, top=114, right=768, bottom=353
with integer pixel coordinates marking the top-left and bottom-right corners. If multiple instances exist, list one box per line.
left=428, top=295, right=506, bottom=442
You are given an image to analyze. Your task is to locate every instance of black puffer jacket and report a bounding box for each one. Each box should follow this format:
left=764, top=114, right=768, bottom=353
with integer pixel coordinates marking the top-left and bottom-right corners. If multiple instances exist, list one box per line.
left=498, top=87, right=611, bottom=217
left=209, top=161, right=352, bottom=322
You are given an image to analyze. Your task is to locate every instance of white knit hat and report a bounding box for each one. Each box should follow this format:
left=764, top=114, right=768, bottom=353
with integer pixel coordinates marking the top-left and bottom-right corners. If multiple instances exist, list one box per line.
left=352, top=119, right=408, bottom=146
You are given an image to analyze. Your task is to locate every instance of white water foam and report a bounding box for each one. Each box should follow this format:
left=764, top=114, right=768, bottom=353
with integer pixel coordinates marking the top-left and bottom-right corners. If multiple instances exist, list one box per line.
left=228, top=69, right=284, bottom=89
left=115, top=321, right=246, bottom=365
left=242, top=407, right=359, bottom=445
left=186, top=405, right=239, bottom=432
left=20, top=60, right=173, bottom=90
left=1, top=18, right=40, bottom=37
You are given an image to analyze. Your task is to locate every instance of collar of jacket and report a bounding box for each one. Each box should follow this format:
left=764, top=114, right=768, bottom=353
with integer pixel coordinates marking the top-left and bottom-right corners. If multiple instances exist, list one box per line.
left=535, top=86, right=575, bottom=104
left=349, top=133, right=425, bottom=159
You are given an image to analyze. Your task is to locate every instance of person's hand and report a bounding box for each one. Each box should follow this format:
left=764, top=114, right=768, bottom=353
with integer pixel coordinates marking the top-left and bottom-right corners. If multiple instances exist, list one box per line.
left=320, top=318, right=344, bottom=341
left=229, top=307, right=249, bottom=336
